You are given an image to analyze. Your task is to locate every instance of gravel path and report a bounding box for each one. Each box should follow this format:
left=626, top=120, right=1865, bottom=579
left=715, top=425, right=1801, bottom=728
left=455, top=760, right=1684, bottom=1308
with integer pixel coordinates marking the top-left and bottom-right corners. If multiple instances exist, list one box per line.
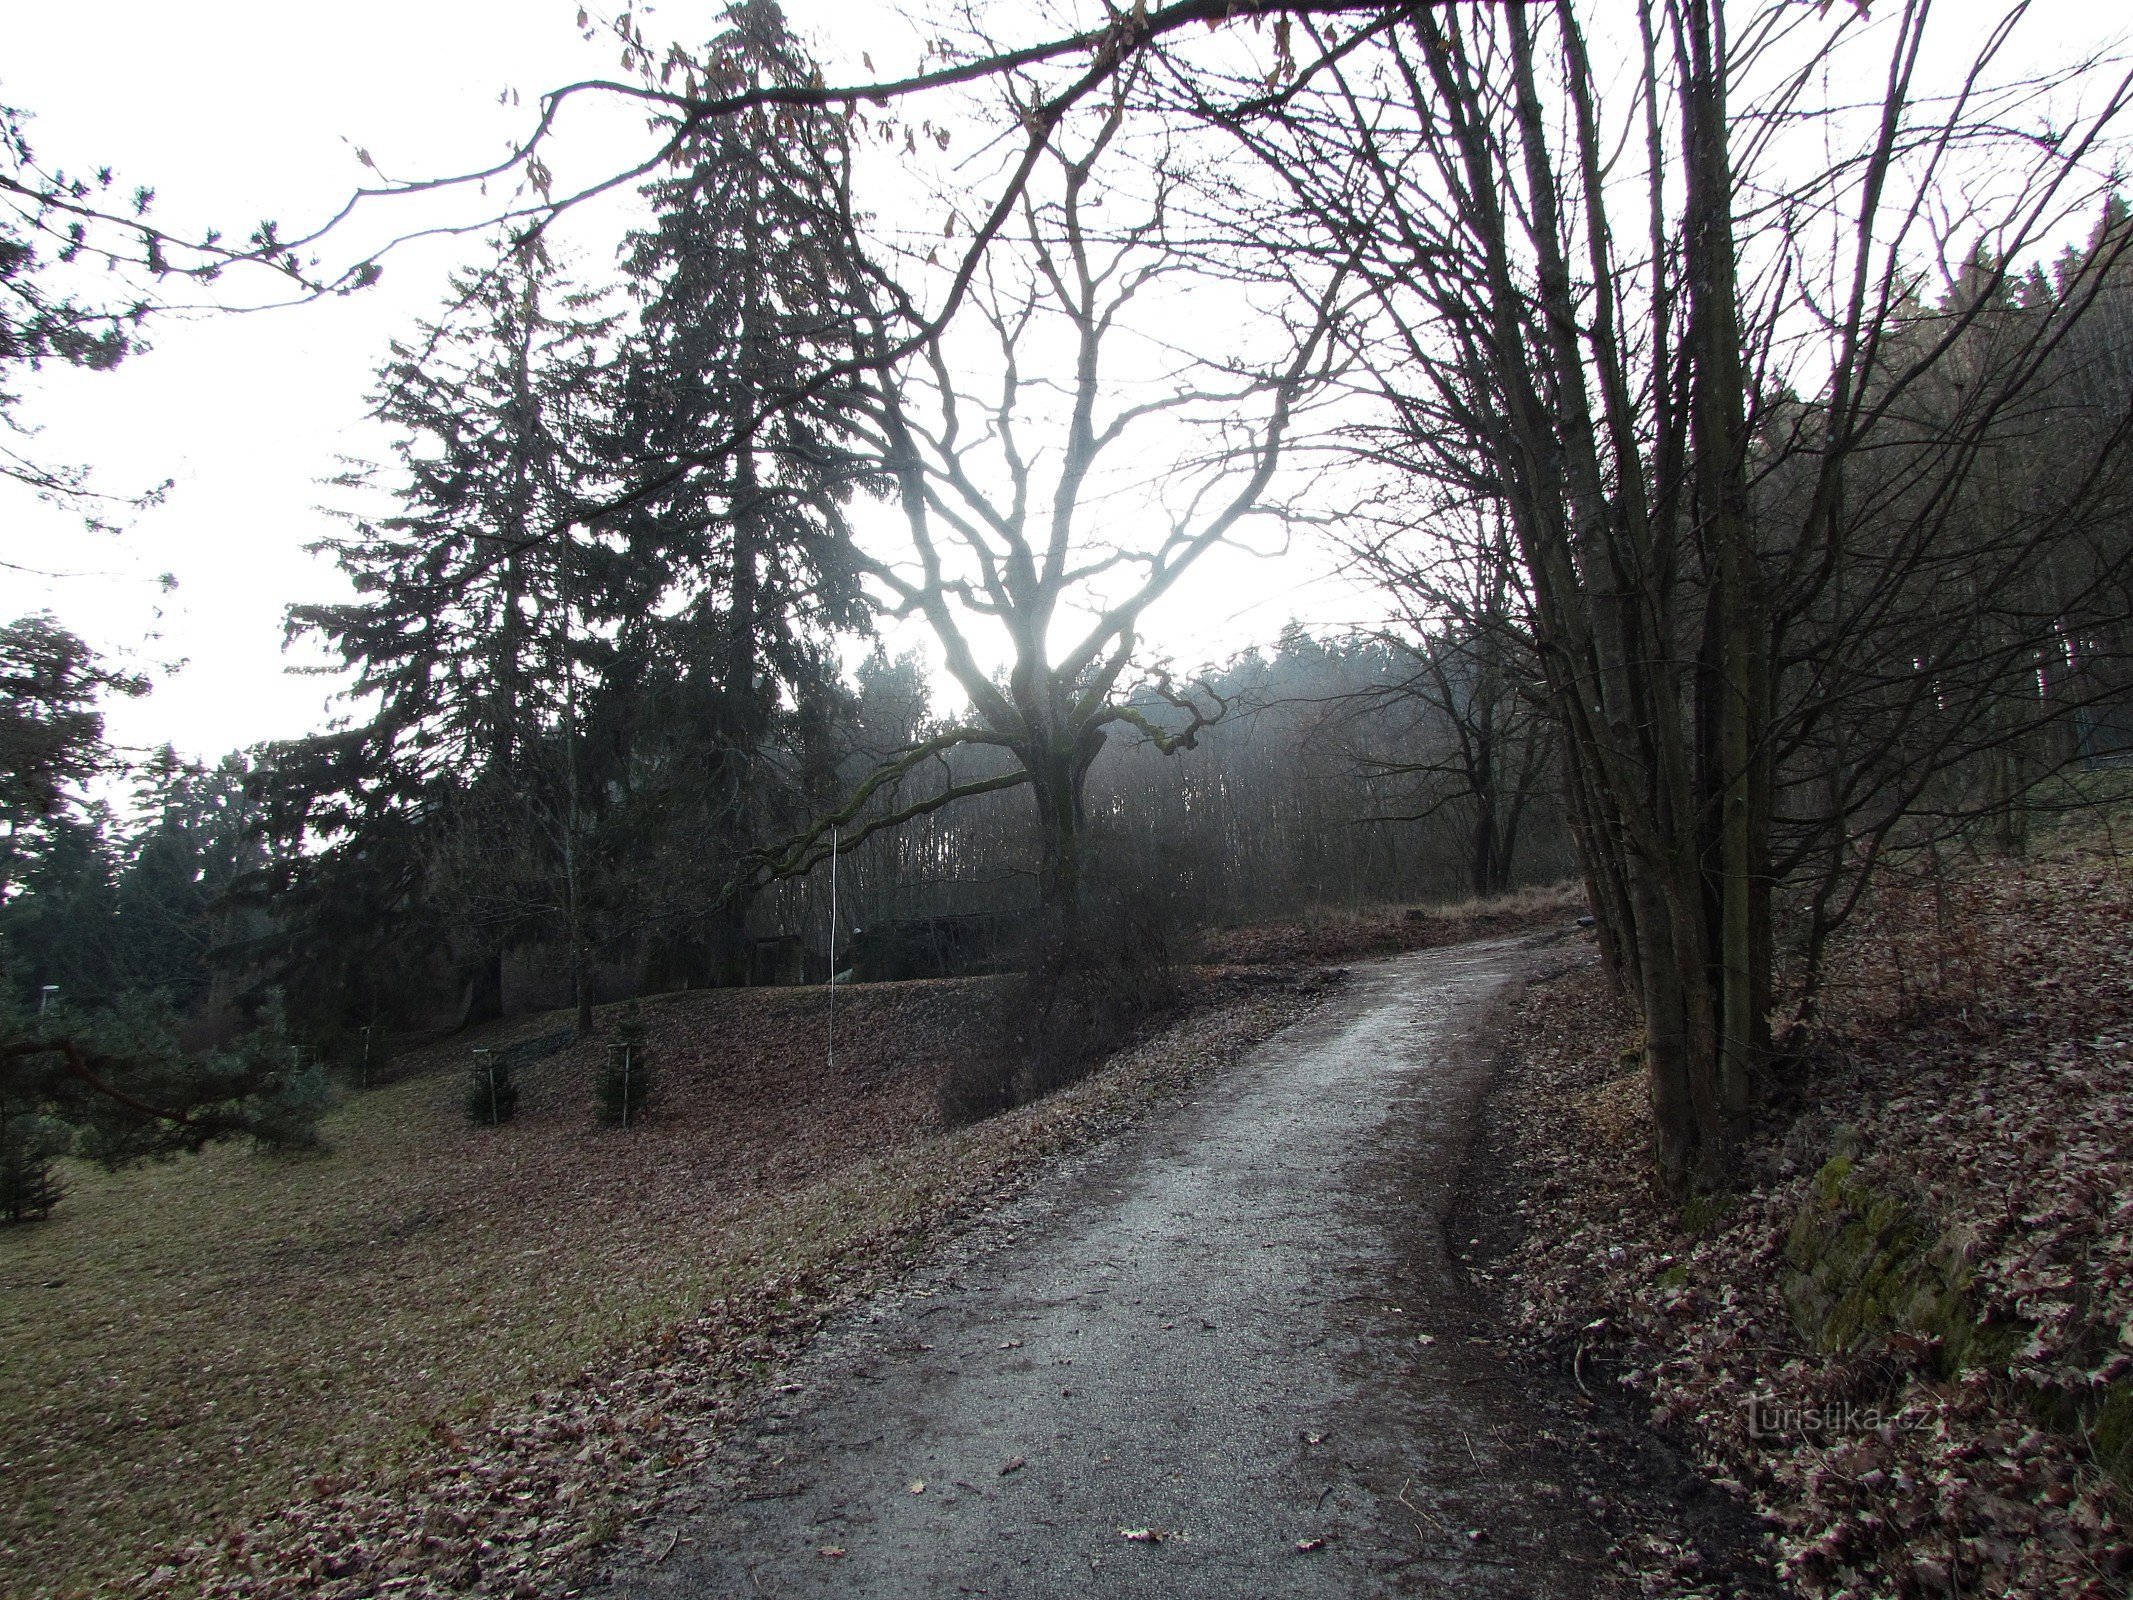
left=599, top=937, right=1601, bottom=1599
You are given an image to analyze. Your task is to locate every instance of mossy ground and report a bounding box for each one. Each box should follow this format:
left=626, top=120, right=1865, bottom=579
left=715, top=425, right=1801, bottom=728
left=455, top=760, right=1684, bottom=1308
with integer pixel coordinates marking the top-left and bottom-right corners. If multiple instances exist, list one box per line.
left=1780, top=1154, right=2020, bottom=1376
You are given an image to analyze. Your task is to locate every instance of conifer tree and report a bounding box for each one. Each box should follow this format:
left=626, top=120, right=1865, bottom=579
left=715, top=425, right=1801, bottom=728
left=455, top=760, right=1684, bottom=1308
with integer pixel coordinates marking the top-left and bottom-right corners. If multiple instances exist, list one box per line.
left=595, top=1003, right=651, bottom=1128
left=263, top=251, right=622, bottom=1034
left=606, top=0, right=875, bottom=978
left=256, top=5, right=885, bottom=1032
left=464, top=1047, right=519, bottom=1127
left=0, top=1099, right=65, bottom=1222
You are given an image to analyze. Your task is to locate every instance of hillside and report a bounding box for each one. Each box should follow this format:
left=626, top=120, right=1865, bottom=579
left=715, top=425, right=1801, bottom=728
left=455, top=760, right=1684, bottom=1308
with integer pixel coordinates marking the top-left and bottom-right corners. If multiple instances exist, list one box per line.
left=0, top=970, right=1332, bottom=1599
left=1475, top=831, right=2133, bottom=1598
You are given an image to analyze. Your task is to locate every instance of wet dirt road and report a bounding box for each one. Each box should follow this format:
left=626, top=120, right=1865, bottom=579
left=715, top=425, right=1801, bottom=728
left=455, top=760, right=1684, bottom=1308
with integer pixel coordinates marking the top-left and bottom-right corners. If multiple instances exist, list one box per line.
left=600, top=937, right=1601, bottom=1599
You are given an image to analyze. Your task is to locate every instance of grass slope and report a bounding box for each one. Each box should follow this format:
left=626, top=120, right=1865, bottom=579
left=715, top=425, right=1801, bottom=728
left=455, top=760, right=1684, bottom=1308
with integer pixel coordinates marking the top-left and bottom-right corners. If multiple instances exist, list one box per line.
left=0, top=968, right=1337, bottom=1600
left=0, top=978, right=982, bottom=1598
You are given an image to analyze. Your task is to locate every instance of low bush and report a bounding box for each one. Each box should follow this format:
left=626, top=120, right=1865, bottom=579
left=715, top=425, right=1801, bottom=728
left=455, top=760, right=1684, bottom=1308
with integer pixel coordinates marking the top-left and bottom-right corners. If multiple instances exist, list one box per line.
left=466, top=1050, right=519, bottom=1126
left=941, top=877, right=1181, bottom=1125
left=462, top=1028, right=571, bottom=1126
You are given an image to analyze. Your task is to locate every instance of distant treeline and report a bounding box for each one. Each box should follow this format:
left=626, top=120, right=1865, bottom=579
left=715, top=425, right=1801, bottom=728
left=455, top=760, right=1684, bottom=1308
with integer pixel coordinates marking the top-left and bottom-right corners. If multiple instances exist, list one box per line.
left=0, top=615, right=1570, bottom=1047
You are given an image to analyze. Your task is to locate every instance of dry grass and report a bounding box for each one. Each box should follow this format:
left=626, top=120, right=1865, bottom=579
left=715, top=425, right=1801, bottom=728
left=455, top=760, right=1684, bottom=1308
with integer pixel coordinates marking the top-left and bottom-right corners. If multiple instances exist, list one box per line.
left=0, top=969, right=1327, bottom=1600
left=1197, top=878, right=1587, bottom=967
left=0, top=979, right=978, bottom=1598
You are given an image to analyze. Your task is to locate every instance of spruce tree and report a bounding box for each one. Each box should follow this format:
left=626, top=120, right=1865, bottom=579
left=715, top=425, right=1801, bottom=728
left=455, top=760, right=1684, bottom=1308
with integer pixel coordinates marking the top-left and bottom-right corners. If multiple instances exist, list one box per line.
left=0, top=1099, right=66, bottom=1222
left=606, top=0, right=875, bottom=979
left=595, top=1004, right=651, bottom=1128
left=255, top=3, right=886, bottom=1034
left=465, top=1047, right=519, bottom=1127
left=262, top=252, right=623, bottom=1036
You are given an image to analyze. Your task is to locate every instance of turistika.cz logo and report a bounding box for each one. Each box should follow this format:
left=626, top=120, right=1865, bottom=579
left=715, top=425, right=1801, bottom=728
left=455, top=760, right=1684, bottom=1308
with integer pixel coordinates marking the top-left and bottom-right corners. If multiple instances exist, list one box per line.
left=1744, top=1394, right=1922, bottom=1440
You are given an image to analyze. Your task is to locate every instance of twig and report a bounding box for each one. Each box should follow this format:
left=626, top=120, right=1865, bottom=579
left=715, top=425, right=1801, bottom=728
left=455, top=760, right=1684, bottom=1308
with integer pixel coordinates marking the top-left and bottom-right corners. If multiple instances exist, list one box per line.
left=1395, top=1475, right=1448, bottom=1532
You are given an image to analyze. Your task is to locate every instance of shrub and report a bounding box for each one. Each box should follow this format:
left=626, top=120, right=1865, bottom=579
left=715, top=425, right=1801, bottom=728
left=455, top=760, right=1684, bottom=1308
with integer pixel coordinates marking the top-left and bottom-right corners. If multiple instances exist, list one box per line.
left=466, top=1049, right=518, bottom=1126
left=595, top=1006, right=651, bottom=1128
left=0, top=1104, right=67, bottom=1222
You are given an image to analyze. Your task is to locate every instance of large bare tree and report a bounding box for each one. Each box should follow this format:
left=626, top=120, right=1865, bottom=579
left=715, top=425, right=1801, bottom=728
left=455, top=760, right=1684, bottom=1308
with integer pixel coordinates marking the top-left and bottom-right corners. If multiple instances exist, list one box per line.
left=761, top=76, right=1353, bottom=923
left=1334, top=500, right=1557, bottom=900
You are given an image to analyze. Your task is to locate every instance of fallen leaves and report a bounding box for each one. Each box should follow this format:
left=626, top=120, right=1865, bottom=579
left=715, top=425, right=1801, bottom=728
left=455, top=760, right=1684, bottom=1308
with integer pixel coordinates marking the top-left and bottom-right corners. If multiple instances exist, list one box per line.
left=1488, top=835, right=2133, bottom=1600
left=68, top=970, right=1336, bottom=1600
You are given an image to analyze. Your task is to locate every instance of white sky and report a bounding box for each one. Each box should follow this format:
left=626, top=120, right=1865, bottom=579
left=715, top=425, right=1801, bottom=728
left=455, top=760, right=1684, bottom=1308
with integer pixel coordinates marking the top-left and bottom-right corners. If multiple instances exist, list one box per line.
left=2, top=1, right=2124, bottom=766
left=0, top=0, right=1373, bottom=765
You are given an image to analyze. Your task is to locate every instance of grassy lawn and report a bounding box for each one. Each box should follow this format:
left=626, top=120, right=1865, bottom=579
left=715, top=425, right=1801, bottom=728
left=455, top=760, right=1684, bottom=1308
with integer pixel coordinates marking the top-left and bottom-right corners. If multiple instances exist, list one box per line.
left=0, top=980, right=979, bottom=1599
left=0, top=898, right=1521, bottom=1598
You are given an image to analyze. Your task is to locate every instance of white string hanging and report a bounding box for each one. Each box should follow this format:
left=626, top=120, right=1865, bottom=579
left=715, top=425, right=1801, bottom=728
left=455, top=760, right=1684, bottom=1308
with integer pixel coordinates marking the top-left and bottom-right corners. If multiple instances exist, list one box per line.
left=827, top=823, right=838, bottom=1072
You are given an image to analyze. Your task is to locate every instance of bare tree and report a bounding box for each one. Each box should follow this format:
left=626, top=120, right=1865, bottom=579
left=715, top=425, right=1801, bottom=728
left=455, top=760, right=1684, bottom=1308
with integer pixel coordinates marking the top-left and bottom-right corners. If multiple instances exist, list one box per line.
left=1331, top=499, right=1556, bottom=899
left=1172, top=0, right=2133, bottom=1190
left=761, top=77, right=1352, bottom=926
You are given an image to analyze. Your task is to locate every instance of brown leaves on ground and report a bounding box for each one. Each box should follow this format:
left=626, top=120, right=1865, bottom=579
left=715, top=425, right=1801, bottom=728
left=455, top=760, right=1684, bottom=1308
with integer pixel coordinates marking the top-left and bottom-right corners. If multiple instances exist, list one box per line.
left=1489, top=836, right=2133, bottom=1600
left=0, top=970, right=1326, bottom=1600
left=1198, top=881, right=1585, bottom=968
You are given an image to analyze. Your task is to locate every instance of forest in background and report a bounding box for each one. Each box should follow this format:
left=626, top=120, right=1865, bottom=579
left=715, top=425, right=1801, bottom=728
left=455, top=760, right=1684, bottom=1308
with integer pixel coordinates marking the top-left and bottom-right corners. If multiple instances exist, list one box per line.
left=3, top=0, right=2133, bottom=1210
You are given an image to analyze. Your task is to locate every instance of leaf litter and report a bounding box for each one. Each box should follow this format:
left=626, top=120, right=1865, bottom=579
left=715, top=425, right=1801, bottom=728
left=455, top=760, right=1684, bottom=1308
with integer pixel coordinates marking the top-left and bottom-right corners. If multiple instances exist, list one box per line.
left=0, top=969, right=1329, bottom=1599
left=1484, top=831, right=2133, bottom=1599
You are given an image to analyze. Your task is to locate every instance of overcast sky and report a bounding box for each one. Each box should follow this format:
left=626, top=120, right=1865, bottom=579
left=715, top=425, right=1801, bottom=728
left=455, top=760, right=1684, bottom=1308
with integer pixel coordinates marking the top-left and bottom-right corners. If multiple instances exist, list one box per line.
left=3, top=1, right=2125, bottom=767
left=0, top=1, right=1373, bottom=766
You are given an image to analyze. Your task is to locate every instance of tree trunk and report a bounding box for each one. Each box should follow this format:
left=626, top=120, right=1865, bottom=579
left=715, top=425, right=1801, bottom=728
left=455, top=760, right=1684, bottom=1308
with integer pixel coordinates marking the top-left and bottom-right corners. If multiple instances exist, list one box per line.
left=1683, top=0, right=1765, bottom=1146
left=708, top=168, right=769, bottom=986
left=461, top=948, right=505, bottom=1028
left=557, top=522, right=595, bottom=1039
left=573, top=944, right=595, bottom=1038
left=1024, top=722, right=1105, bottom=929
left=1471, top=804, right=1504, bottom=899
left=1469, top=706, right=1504, bottom=897
left=1030, top=757, right=1087, bottom=924
left=1555, top=732, right=1638, bottom=997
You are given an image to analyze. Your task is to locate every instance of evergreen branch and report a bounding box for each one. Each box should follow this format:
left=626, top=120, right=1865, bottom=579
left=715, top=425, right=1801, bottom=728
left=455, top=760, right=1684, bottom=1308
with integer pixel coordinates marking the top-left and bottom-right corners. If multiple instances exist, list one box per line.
left=3, top=1036, right=199, bottom=1131
left=743, top=724, right=1018, bottom=886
